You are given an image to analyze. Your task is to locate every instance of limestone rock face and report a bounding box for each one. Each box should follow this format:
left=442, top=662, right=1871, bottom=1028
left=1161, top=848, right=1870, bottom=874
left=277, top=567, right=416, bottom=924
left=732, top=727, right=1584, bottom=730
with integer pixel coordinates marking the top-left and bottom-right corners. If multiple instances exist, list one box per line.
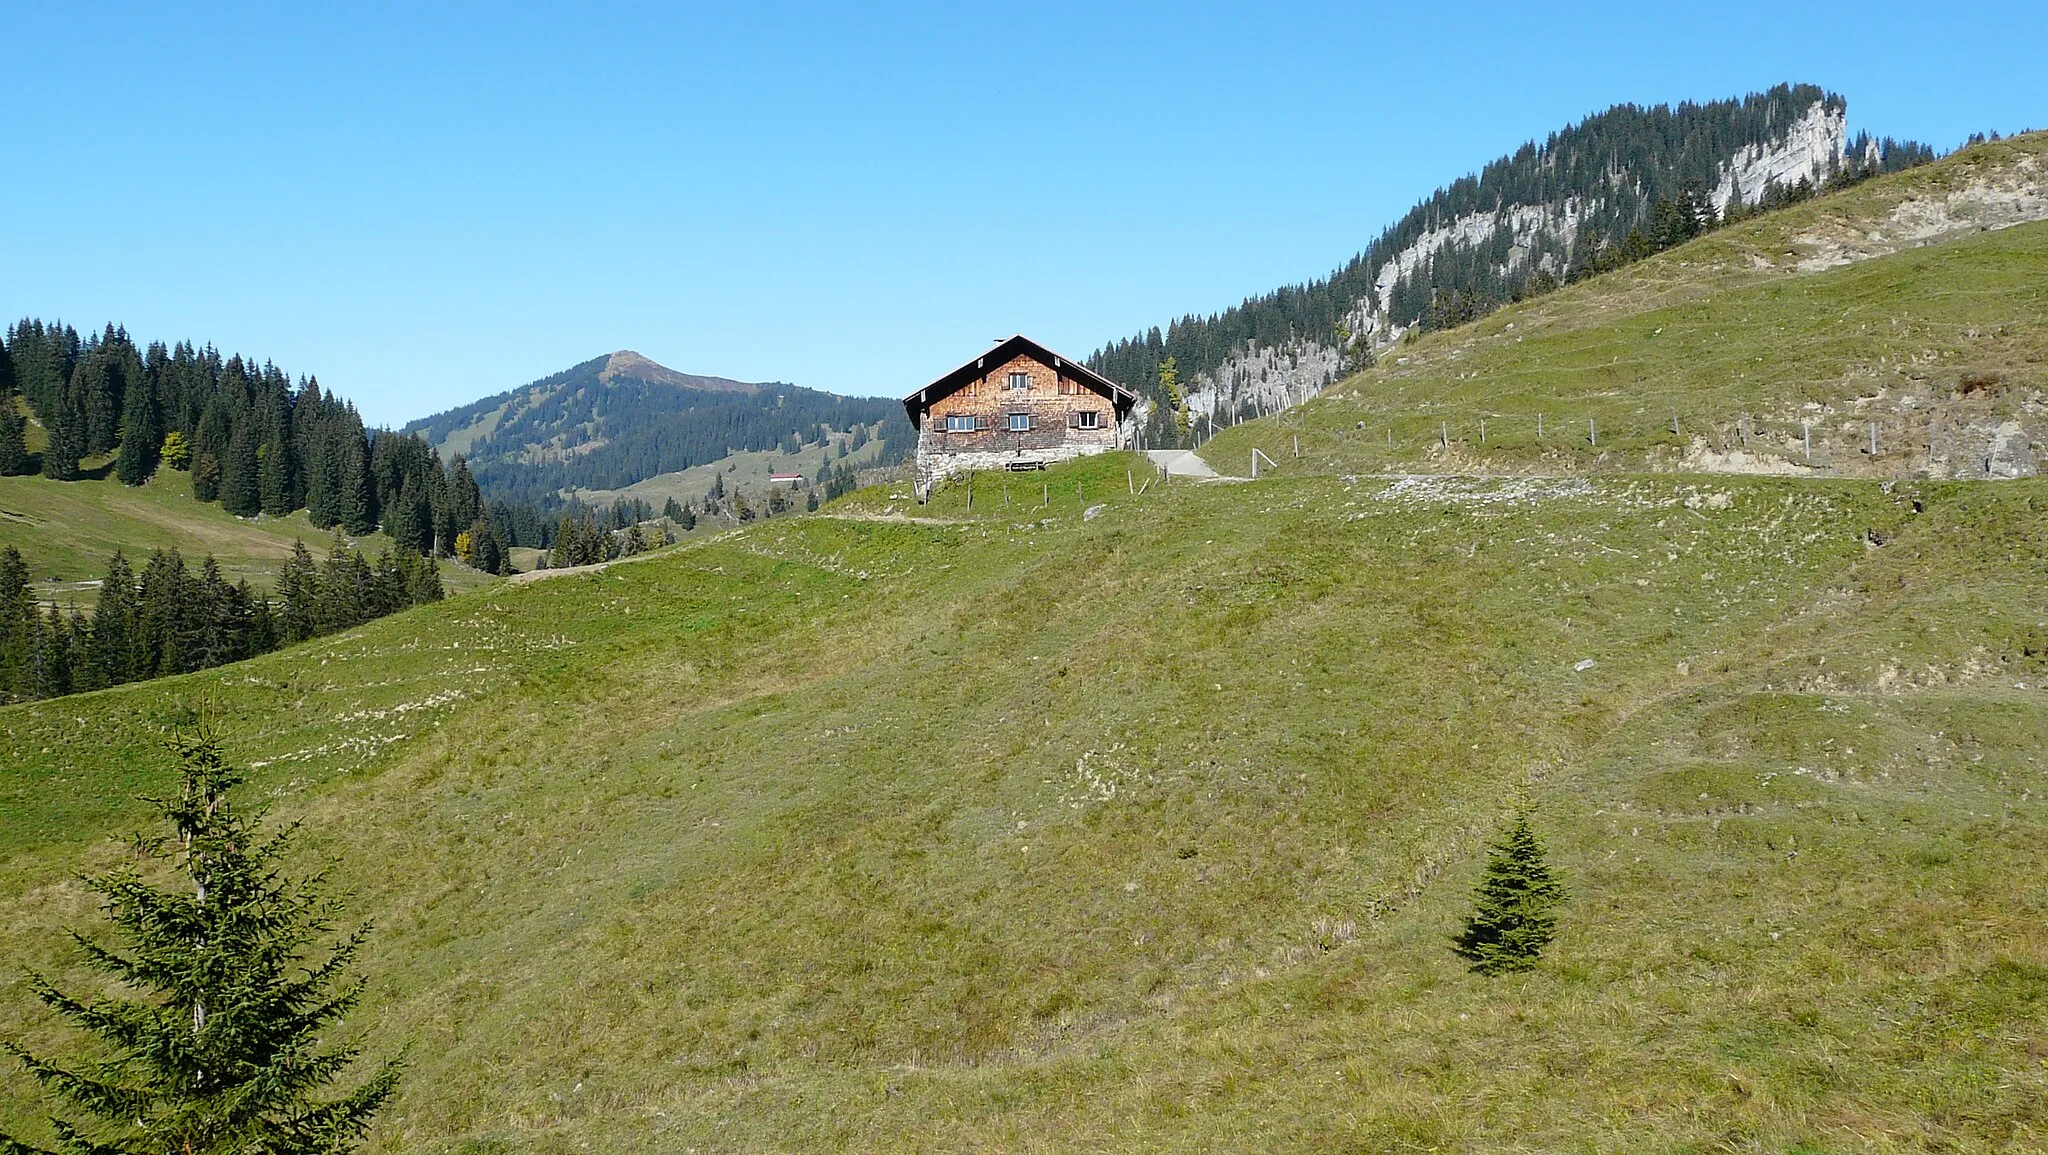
left=1178, top=98, right=1853, bottom=426
left=1713, top=101, right=1847, bottom=211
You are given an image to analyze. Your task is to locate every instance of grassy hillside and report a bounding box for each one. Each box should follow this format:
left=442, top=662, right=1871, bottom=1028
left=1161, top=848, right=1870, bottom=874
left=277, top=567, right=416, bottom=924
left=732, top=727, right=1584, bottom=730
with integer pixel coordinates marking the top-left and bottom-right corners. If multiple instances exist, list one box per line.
left=0, top=468, right=498, bottom=601
left=1204, top=131, right=2048, bottom=479
left=567, top=428, right=893, bottom=511
left=3, top=453, right=2044, bottom=1151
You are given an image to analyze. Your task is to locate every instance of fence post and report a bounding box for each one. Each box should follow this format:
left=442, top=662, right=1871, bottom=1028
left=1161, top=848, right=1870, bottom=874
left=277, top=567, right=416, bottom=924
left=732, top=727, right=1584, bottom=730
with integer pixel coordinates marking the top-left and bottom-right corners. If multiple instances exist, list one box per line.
left=1869, top=422, right=1878, bottom=456
left=1480, top=418, right=1487, bottom=444
left=1293, top=434, right=1300, bottom=458
left=1127, top=469, right=1134, bottom=495
left=966, top=471, right=973, bottom=512
left=1802, top=421, right=1811, bottom=460
left=1672, top=413, right=1680, bottom=436
left=1588, top=418, right=1597, bottom=447
left=1537, top=413, right=1544, bottom=439
left=1440, top=421, right=1449, bottom=447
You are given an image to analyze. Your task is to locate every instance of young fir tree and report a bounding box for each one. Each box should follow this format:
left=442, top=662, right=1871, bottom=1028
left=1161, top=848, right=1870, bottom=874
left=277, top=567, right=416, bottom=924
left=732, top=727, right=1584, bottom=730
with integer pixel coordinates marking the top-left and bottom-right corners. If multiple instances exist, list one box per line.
left=0, top=729, right=402, bottom=1154
left=1452, top=811, right=1566, bottom=975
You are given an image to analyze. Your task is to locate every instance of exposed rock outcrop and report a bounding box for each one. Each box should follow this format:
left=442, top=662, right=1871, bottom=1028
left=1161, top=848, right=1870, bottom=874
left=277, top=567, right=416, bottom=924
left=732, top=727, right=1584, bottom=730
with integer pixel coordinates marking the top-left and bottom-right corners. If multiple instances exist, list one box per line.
left=1180, top=99, right=1853, bottom=425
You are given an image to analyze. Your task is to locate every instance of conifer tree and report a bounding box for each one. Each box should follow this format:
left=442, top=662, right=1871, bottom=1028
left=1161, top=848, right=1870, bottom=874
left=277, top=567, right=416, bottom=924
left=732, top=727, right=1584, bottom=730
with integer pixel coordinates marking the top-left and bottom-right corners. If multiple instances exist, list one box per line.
left=220, top=420, right=261, bottom=516
left=459, top=518, right=502, bottom=576
left=318, top=538, right=371, bottom=632
left=277, top=540, right=320, bottom=644
left=115, top=372, right=162, bottom=485
left=136, top=547, right=195, bottom=678
left=84, top=551, right=141, bottom=690
left=0, top=546, right=33, bottom=698
left=398, top=550, right=443, bottom=605
left=447, top=457, right=481, bottom=541
left=75, top=348, right=125, bottom=457
left=192, top=451, right=222, bottom=503
left=40, top=403, right=83, bottom=481
left=0, top=354, right=29, bottom=476
left=0, top=729, right=401, bottom=1154
left=1453, top=811, right=1565, bottom=974
left=0, top=407, right=25, bottom=477
left=31, top=604, right=73, bottom=697
left=337, top=438, right=373, bottom=536
left=259, top=436, right=293, bottom=517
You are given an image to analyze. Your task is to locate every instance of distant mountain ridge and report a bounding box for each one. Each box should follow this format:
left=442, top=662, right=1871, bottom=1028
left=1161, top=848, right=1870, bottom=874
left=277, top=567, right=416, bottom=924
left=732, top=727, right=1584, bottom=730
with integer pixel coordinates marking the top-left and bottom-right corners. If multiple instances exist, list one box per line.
left=596, top=350, right=762, bottom=395
left=1089, top=83, right=1939, bottom=443
left=404, top=350, right=910, bottom=510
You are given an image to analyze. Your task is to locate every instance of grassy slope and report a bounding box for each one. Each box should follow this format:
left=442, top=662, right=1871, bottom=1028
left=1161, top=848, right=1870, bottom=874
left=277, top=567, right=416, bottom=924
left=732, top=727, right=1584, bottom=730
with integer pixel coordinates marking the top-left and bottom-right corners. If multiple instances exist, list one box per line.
left=3, top=452, right=2044, bottom=1152
left=565, top=426, right=891, bottom=510
left=1203, top=132, right=2048, bottom=478
left=0, top=469, right=497, bottom=599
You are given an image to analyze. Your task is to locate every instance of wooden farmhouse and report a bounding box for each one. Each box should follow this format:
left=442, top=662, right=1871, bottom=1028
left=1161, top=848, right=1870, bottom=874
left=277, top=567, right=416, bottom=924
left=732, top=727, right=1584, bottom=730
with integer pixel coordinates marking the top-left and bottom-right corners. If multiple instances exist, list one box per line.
left=903, top=335, right=1137, bottom=495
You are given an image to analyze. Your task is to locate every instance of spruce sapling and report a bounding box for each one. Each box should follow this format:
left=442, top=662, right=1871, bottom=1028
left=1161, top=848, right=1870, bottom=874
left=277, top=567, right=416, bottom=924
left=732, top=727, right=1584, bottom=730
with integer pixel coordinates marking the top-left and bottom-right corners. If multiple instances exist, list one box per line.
left=1453, top=810, right=1566, bottom=975
left=0, top=728, right=401, bottom=1154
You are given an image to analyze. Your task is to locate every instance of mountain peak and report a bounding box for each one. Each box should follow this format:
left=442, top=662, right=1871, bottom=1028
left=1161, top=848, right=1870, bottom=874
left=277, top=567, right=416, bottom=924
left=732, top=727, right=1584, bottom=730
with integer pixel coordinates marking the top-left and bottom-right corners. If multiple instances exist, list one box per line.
left=599, top=350, right=760, bottom=394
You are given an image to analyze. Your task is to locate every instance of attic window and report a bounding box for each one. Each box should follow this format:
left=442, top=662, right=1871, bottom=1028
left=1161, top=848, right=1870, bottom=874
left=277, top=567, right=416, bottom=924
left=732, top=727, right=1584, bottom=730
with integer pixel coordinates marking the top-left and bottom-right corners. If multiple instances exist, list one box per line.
left=1006, top=371, right=1030, bottom=391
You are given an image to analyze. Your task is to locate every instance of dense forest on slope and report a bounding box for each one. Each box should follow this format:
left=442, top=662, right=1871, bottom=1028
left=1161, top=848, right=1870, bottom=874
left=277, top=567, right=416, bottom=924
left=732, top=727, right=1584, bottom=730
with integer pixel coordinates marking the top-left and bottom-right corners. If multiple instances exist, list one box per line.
left=0, top=538, right=442, bottom=703
left=0, top=319, right=545, bottom=564
left=1089, top=84, right=1938, bottom=445
left=403, top=353, right=915, bottom=512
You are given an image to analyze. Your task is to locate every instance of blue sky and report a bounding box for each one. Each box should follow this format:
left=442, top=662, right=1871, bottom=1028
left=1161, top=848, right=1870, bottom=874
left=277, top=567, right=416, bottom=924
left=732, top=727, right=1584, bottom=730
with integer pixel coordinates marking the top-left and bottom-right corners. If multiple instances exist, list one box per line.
left=1, top=2, right=2040, bottom=426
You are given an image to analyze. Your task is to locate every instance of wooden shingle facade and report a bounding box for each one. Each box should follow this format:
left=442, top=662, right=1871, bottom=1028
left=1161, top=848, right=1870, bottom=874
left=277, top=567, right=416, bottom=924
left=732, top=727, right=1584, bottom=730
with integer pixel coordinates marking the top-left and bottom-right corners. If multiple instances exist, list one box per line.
left=903, top=335, right=1136, bottom=496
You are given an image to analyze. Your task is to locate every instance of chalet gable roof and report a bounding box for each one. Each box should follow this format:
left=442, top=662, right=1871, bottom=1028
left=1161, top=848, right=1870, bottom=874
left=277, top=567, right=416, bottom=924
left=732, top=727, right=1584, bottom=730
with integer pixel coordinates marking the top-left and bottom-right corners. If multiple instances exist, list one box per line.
left=903, top=335, right=1134, bottom=425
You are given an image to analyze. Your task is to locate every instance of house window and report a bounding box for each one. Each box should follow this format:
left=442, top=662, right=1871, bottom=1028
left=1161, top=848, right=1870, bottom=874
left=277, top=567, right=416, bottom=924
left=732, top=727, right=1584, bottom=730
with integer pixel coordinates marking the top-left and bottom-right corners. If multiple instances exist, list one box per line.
left=945, top=414, right=976, bottom=433
left=1007, top=371, right=1030, bottom=391
left=1075, top=410, right=1101, bottom=430
left=1008, top=413, right=1031, bottom=432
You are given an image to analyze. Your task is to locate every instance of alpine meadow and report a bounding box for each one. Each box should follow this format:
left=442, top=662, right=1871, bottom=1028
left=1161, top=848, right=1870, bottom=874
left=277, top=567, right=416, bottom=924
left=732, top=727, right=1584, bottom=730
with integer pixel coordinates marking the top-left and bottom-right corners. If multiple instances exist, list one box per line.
left=4, top=47, right=2048, bottom=1155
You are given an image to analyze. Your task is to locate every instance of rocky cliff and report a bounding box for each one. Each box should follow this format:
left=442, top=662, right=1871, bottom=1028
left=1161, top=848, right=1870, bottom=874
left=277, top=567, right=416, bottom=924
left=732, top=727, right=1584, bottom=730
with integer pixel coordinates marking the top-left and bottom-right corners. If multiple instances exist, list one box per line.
left=1171, top=97, right=1853, bottom=430
left=1095, top=86, right=1942, bottom=445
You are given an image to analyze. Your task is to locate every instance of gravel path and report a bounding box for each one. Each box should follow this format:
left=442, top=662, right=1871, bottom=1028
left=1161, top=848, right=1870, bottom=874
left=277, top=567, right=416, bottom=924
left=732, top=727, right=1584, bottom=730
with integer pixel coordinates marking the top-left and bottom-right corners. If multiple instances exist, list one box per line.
left=1146, top=449, right=1222, bottom=478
